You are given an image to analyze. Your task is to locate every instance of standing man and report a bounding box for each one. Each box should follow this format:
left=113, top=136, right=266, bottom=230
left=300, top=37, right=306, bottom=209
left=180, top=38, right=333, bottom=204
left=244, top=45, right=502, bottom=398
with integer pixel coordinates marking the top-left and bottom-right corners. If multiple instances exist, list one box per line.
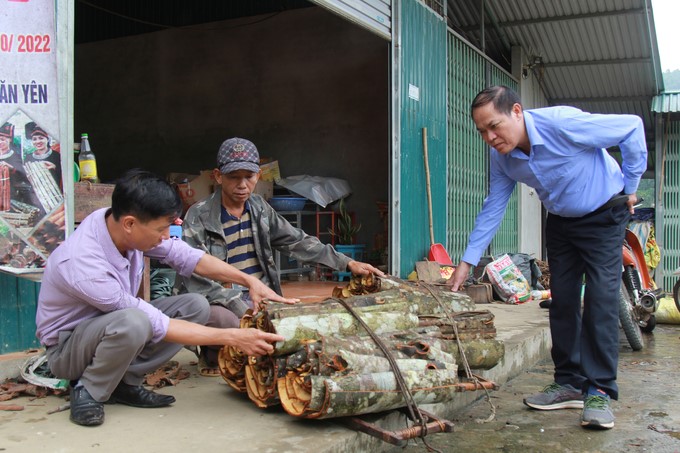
left=446, top=86, right=647, bottom=430
left=36, top=169, right=294, bottom=427
left=179, top=137, right=384, bottom=376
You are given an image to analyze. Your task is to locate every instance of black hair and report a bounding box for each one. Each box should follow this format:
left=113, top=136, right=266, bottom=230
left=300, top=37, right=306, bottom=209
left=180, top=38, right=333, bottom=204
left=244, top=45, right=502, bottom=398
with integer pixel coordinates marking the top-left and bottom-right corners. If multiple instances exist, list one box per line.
left=110, top=169, right=182, bottom=222
left=470, top=85, right=522, bottom=117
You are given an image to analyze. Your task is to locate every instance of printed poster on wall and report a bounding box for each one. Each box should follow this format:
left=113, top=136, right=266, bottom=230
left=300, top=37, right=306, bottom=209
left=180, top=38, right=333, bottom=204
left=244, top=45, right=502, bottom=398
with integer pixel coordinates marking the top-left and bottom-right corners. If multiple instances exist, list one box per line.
left=0, top=0, right=65, bottom=273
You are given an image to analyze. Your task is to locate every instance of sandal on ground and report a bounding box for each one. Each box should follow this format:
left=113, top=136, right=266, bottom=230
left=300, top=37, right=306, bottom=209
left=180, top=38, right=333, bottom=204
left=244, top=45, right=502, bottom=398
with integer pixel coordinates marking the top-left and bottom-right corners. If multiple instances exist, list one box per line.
left=197, top=353, right=221, bottom=377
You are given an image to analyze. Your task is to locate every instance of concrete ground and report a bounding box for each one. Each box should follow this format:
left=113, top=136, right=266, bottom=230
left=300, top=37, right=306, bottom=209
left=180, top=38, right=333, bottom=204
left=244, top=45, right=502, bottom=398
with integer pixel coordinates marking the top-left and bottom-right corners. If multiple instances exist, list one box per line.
left=400, top=320, right=680, bottom=453
left=2, top=284, right=675, bottom=453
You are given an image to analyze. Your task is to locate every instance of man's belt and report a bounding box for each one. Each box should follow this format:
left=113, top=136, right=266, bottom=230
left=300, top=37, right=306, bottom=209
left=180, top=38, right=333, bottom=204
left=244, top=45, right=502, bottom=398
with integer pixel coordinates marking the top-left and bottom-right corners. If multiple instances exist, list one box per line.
left=591, top=194, right=629, bottom=216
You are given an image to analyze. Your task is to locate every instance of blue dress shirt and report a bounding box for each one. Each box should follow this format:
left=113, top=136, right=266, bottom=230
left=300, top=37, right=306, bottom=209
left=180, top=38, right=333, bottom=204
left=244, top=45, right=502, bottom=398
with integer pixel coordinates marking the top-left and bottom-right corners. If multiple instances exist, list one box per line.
left=462, top=106, right=647, bottom=266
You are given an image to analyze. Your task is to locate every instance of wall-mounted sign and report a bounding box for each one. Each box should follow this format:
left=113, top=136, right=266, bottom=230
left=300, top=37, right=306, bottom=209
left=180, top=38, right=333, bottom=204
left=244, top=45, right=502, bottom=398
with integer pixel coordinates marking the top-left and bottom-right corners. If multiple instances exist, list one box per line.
left=0, top=0, right=65, bottom=273
left=408, top=83, right=420, bottom=101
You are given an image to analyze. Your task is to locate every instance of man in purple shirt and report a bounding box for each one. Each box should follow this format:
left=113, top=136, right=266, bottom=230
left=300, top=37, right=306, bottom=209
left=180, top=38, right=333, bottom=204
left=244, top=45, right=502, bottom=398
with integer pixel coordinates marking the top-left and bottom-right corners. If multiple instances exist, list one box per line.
left=36, top=169, right=294, bottom=427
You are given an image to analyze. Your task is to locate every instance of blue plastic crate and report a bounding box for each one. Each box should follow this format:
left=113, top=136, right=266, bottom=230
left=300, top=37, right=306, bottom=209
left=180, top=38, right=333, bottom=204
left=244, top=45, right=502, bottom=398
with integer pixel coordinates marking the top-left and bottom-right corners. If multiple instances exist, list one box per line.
left=268, top=196, right=307, bottom=211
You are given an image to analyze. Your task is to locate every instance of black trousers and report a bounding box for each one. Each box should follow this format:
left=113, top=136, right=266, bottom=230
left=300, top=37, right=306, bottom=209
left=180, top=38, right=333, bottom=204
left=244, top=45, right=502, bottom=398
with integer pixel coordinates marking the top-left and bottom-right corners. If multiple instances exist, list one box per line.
left=545, top=203, right=630, bottom=400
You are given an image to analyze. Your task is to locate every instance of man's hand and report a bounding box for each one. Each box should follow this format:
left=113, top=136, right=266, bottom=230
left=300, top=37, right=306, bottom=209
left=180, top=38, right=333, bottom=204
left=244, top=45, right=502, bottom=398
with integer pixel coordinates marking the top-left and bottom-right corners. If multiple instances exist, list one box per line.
left=347, top=260, right=386, bottom=277
left=232, top=328, right=284, bottom=356
left=194, top=254, right=298, bottom=314
left=246, top=276, right=298, bottom=314
left=626, top=193, right=638, bottom=215
left=165, top=319, right=284, bottom=357
left=446, top=261, right=472, bottom=292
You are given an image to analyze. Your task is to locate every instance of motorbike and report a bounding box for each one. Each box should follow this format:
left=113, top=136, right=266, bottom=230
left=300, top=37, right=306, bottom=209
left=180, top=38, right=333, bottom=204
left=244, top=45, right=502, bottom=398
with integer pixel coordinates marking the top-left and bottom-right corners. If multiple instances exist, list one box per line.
left=619, top=228, right=662, bottom=351
left=673, top=265, right=680, bottom=315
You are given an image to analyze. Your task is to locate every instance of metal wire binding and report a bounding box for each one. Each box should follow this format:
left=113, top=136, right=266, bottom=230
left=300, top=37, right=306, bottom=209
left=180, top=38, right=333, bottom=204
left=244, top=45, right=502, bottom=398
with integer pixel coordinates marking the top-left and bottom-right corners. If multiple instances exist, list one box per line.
left=330, top=297, right=443, bottom=453
left=419, top=282, right=496, bottom=424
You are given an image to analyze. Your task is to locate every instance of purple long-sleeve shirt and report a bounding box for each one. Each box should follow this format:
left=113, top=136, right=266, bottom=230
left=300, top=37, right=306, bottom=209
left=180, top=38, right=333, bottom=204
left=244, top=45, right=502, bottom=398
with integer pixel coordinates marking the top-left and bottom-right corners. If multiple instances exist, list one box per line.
left=36, top=208, right=204, bottom=347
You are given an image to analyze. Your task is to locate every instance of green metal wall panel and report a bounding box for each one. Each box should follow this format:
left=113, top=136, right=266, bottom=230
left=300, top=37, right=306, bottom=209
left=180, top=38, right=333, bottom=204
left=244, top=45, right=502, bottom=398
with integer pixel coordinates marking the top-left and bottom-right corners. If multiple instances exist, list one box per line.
left=0, top=274, right=40, bottom=354
left=446, top=31, right=518, bottom=263
left=662, top=120, right=680, bottom=292
left=399, top=1, right=447, bottom=277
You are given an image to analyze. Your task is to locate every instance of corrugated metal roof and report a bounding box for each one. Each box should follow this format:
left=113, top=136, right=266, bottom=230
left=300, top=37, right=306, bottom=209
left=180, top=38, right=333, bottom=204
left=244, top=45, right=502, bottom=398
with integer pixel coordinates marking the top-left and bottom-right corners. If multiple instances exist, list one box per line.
left=652, top=92, right=680, bottom=113
left=447, top=0, right=663, bottom=158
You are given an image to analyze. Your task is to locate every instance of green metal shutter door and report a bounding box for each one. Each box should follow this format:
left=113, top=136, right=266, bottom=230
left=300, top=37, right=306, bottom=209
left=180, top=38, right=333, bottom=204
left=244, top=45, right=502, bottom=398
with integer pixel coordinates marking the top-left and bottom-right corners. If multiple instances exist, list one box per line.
left=398, top=1, right=447, bottom=277
left=0, top=274, right=40, bottom=354
left=446, top=31, right=518, bottom=263
left=662, top=120, right=680, bottom=292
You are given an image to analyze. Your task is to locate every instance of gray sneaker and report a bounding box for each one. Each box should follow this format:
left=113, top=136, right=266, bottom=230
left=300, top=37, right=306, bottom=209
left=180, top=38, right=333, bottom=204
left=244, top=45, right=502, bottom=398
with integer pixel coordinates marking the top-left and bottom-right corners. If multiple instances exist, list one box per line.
left=581, top=394, right=615, bottom=429
left=523, top=383, right=584, bottom=410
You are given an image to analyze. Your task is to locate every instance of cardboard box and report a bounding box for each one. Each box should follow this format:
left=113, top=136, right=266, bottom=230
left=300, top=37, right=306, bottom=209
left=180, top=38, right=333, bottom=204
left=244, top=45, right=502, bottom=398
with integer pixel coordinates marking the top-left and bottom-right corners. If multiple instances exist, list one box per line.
left=259, top=161, right=281, bottom=182
left=167, top=171, right=215, bottom=211
left=74, top=182, right=115, bottom=223
left=253, top=180, right=273, bottom=200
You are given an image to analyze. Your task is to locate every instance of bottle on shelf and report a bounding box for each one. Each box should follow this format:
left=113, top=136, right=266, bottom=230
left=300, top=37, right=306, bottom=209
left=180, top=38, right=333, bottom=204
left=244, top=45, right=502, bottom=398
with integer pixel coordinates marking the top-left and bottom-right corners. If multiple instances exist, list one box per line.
left=78, top=133, right=99, bottom=183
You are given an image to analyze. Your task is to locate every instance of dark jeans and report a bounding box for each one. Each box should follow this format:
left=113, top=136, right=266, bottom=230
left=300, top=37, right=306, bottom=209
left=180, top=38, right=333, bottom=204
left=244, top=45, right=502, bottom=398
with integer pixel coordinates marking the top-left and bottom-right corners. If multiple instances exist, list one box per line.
left=546, top=203, right=630, bottom=400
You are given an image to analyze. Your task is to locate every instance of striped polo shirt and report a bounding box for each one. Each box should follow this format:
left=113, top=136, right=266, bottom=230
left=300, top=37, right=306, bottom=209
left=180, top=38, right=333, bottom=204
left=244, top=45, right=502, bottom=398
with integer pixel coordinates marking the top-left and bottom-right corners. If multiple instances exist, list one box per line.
left=221, top=201, right=264, bottom=279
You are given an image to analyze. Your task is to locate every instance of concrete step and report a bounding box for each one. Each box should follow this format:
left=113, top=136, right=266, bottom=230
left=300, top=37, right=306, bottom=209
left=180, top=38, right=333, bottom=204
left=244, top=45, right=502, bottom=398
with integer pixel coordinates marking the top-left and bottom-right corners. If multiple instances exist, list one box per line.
left=0, top=301, right=550, bottom=452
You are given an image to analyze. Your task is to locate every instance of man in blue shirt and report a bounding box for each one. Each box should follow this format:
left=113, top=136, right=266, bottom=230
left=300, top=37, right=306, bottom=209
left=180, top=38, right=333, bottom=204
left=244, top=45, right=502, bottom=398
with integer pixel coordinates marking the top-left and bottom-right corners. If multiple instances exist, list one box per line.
left=447, top=86, right=647, bottom=430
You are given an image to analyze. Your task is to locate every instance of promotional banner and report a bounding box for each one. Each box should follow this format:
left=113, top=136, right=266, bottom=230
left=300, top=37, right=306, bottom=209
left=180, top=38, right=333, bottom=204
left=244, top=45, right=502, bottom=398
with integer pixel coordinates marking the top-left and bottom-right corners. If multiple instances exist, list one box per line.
left=0, top=0, right=65, bottom=273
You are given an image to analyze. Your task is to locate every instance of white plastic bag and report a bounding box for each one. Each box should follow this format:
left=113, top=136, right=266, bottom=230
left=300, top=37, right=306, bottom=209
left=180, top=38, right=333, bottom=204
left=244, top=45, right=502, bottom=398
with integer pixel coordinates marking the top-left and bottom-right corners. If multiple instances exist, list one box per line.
left=276, top=175, right=351, bottom=208
left=484, top=254, right=532, bottom=304
left=21, top=353, right=69, bottom=390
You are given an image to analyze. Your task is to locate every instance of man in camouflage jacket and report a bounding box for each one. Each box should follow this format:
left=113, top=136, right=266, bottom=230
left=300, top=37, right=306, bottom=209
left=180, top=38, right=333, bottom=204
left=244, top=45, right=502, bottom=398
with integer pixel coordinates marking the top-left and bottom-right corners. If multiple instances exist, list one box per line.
left=177, top=138, right=383, bottom=375
left=180, top=190, right=355, bottom=317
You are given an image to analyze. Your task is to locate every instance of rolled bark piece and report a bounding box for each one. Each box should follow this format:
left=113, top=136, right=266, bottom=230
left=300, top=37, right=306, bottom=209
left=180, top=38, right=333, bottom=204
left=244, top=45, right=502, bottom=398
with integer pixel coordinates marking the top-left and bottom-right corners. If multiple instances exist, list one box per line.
left=265, top=310, right=420, bottom=355
left=219, top=280, right=504, bottom=418
left=380, top=277, right=476, bottom=313
left=336, top=350, right=456, bottom=373
left=308, top=332, right=503, bottom=371
left=268, top=282, right=476, bottom=319
left=244, top=355, right=286, bottom=408
left=278, top=369, right=494, bottom=419
left=418, top=310, right=497, bottom=340
left=419, top=338, right=504, bottom=370
left=218, top=345, right=247, bottom=392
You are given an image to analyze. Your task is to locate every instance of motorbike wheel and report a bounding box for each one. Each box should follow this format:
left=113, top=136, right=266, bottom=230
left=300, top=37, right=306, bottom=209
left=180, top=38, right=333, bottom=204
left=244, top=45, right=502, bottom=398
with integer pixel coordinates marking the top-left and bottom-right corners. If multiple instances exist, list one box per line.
left=619, top=286, right=644, bottom=351
left=674, top=279, right=680, bottom=315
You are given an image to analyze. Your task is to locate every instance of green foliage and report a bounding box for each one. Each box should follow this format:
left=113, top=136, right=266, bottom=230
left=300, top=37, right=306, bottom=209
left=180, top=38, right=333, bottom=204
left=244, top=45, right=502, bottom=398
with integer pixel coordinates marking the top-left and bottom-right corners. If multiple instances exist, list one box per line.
left=663, top=69, right=680, bottom=91
left=636, top=178, right=655, bottom=208
left=328, top=198, right=361, bottom=245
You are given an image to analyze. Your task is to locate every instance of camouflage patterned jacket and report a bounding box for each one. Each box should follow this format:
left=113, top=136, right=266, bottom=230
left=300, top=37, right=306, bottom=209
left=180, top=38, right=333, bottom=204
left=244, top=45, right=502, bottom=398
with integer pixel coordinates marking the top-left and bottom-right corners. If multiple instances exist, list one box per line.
left=178, top=191, right=352, bottom=317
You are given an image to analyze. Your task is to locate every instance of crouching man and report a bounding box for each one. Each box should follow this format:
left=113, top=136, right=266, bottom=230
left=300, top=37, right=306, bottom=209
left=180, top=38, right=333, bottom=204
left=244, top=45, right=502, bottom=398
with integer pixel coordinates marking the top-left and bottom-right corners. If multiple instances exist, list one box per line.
left=35, top=169, right=294, bottom=426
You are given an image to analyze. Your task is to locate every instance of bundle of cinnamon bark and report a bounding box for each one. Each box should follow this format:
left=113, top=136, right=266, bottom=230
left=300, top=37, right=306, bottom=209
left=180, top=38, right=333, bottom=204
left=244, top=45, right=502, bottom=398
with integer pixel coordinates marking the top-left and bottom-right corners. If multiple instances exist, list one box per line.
left=218, top=276, right=503, bottom=419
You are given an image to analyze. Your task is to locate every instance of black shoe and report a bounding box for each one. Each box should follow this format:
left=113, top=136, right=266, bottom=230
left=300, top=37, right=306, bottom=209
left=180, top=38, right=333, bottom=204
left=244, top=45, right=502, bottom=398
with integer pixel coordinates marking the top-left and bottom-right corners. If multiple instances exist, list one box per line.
left=108, top=382, right=176, bottom=408
left=69, top=385, right=105, bottom=426
left=539, top=298, right=552, bottom=309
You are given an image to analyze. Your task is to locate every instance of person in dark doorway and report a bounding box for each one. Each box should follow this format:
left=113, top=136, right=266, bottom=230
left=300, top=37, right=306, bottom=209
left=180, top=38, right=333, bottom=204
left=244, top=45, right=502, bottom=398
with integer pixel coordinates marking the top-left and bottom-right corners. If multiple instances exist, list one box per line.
left=446, top=86, right=647, bottom=430
left=35, top=169, right=295, bottom=427
left=179, top=137, right=384, bottom=376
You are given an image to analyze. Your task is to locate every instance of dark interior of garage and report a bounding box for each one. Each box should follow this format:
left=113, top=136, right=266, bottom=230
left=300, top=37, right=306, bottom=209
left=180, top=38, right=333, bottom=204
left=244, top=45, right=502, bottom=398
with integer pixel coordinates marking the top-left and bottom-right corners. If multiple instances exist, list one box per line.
left=73, top=0, right=390, bottom=265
